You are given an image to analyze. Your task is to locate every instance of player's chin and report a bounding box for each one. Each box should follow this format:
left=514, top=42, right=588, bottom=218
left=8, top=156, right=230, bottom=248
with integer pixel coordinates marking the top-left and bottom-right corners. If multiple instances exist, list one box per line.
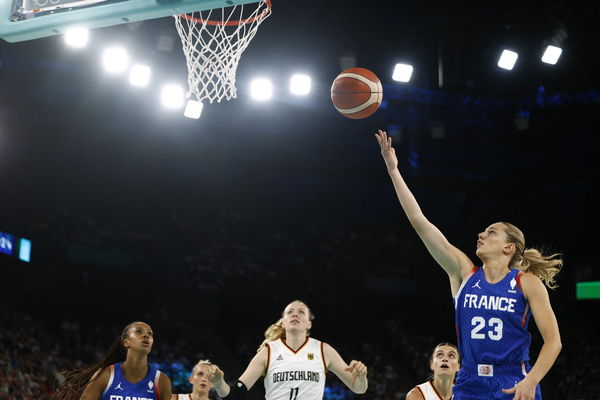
left=436, top=368, right=454, bottom=375
left=139, top=345, right=153, bottom=353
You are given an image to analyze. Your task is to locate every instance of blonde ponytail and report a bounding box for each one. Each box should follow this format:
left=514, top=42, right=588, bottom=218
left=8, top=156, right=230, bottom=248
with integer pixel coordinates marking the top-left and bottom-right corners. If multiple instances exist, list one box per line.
left=502, top=222, right=563, bottom=289
left=257, top=318, right=285, bottom=352
left=512, top=248, right=562, bottom=289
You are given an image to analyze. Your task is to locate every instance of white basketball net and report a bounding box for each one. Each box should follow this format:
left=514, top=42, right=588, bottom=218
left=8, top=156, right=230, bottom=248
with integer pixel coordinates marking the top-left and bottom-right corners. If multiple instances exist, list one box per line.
left=174, top=1, right=271, bottom=104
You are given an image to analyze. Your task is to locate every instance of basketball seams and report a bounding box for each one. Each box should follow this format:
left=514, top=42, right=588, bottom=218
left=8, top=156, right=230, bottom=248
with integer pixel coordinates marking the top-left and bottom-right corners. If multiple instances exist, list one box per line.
left=335, top=93, right=380, bottom=114
left=331, top=67, right=382, bottom=119
left=333, top=73, right=381, bottom=93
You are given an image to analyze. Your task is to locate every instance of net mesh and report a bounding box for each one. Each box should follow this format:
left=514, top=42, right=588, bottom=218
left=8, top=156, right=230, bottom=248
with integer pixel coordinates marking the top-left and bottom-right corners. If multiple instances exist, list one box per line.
left=174, top=1, right=271, bottom=104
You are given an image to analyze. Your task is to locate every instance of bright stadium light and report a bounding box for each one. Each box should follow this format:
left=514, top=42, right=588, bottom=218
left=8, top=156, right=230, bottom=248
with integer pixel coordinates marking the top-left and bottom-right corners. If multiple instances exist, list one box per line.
left=102, top=47, right=129, bottom=74
left=129, top=64, right=151, bottom=87
left=184, top=100, right=203, bottom=119
left=250, top=78, right=273, bottom=101
left=392, top=63, right=413, bottom=82
left=498, top=50, right=518, bottom=70
left=64, top=27, right=89, bottom=48
left=290, top=74, right=311, bottom=95
left=541, top=45, right=562, bottom=65
left=161, top=84, right=185, bottom=109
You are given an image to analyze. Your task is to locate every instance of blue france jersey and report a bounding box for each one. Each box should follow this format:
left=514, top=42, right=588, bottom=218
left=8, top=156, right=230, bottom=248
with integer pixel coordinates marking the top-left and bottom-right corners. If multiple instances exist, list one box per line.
left=454, top=267, right=532, bottom=365
left=102, top=362, right=161, bottom=400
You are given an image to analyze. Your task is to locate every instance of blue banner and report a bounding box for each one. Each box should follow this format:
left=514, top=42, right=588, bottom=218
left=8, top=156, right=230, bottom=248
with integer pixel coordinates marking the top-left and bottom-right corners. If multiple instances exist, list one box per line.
left=0, top=231, right=16, bottom=256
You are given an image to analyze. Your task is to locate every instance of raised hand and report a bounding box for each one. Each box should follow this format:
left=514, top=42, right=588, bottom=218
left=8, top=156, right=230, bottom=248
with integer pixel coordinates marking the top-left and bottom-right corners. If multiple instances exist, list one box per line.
left=344, top=360, right=368, bottom=378
left=374, top=129, right=398, bottom=172
left=206, top=364, right=225, bottom=385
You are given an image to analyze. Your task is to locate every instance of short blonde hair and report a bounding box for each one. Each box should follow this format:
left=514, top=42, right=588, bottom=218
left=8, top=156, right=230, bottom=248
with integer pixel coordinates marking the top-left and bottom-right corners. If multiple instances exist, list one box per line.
left=190, top=359, right=212, bottom=377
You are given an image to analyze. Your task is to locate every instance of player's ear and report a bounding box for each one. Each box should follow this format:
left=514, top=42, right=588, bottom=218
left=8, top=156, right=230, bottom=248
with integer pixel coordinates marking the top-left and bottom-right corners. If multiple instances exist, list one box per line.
left=307, top=320, right=312, bottom=331
left=503, top=242, right=515, bottom=255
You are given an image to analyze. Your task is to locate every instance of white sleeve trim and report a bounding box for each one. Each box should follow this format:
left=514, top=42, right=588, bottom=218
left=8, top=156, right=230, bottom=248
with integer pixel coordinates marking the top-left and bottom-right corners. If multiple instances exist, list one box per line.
left=102, top=365, right=115, bottom=397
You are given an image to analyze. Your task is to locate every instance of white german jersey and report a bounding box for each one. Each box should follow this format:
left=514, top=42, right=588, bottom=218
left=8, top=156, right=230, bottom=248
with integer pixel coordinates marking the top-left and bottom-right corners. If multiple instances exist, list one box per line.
left=416, top=381, right=447, bottom=400
left=264, top=337, right=326, bottom=400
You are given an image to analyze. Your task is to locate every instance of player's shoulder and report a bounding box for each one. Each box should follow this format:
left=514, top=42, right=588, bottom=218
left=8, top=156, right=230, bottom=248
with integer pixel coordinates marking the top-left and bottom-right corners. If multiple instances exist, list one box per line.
left=516, top=271, right=547, bottom=297
left=158, top=370, right=171, bottom=383
left=406, top=386, right=425, bottom=400
left=308, top=336, right=322, bottom=344
left=517, top=271, right=544, bottom=288
left=87, top=364, right=113, bottom=389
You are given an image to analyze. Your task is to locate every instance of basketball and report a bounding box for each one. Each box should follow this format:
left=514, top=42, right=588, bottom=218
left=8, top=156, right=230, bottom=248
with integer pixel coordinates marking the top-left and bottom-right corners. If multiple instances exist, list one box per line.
left=331, top=67, right=383, bottom=119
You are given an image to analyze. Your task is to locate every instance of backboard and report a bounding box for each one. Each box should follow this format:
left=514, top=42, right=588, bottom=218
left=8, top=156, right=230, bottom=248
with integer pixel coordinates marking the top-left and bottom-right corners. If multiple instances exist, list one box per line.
left=0, top=0, right=261, bottom=42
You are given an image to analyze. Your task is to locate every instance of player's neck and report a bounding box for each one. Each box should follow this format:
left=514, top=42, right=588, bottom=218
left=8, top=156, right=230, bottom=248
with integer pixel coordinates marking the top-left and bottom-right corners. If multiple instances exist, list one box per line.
left=283, top=332, right=308, bottom=350
left=482, top=260, right=511, bottom=283
left=190, top=390, right=210, bottom=400
left=121, top=353, right=148, bottom=381
left=431, top=376, right=453, bottom=400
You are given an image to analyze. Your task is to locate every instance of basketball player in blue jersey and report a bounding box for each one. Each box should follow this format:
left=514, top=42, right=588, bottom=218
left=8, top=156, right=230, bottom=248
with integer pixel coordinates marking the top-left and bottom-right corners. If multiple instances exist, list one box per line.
left=55, top=321, right=172, bottom=400
left=375, top=130, right=562, bottom=400
left=406, top=343, right=460, bottom=400
left=207, top=300, right=368, bottom=400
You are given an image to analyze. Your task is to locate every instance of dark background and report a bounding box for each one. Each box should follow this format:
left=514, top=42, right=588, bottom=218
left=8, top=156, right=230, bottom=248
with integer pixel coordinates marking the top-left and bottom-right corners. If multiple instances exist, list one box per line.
left=1, top=1, right=599, bottom=399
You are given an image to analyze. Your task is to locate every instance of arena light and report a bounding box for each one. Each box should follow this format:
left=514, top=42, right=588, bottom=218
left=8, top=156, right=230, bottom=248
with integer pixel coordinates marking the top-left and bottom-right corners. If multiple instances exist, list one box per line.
left=541, top=45, right=562, bottom=65
left=161, top=84, right=185, bottom=109
left=498, top=50, right=518, bottom=70
left=392, top=63, right=413, bottom=82
left=290, top=74, right=311, bottom=95
left=129, top=64, right=151, bottom=87
left=250, top=78, right=273, bottom=101
left=64, top=27, right=89, bottom=48
left=184, top=100, right=203, bottom=119
left=102, top=47, right=129, bottom=74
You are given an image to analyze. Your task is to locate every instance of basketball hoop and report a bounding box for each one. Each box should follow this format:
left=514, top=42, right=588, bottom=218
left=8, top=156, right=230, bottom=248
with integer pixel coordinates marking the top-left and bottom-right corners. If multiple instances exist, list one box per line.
left=174, top=1, right=271, bottom=104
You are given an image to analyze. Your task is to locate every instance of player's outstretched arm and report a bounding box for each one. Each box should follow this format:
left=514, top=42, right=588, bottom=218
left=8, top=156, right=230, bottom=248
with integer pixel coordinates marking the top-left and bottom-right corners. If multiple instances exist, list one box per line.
left=323, top=343, right=368, bottom=394
left=375, top=129, right=474, bottom=292
left=502, top=274, right=562, bottom=400
left=238, top=347, right=268, bottom=389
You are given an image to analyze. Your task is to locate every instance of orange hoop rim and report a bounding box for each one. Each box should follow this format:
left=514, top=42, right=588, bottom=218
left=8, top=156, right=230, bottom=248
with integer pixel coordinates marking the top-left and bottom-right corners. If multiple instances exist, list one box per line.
left=179, top=0, right=271, bottom=26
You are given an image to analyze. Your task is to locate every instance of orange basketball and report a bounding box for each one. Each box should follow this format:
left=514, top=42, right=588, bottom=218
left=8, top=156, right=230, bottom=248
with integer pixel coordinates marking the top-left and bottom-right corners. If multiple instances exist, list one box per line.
left=331, top=67, right=383, bottom=119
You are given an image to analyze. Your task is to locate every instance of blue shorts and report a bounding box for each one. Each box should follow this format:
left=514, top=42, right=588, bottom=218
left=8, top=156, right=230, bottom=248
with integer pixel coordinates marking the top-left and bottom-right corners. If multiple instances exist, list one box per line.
left=453, top=362, right=542, bottom=400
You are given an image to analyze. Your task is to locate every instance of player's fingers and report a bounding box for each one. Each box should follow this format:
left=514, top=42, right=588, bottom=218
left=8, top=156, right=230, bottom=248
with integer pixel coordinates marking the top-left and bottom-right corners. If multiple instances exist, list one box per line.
left=375, top=134, right=383, bottom=147
left=501, top=387, right=516, bottom=394
left=344, top=361, right=356, bottom=372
